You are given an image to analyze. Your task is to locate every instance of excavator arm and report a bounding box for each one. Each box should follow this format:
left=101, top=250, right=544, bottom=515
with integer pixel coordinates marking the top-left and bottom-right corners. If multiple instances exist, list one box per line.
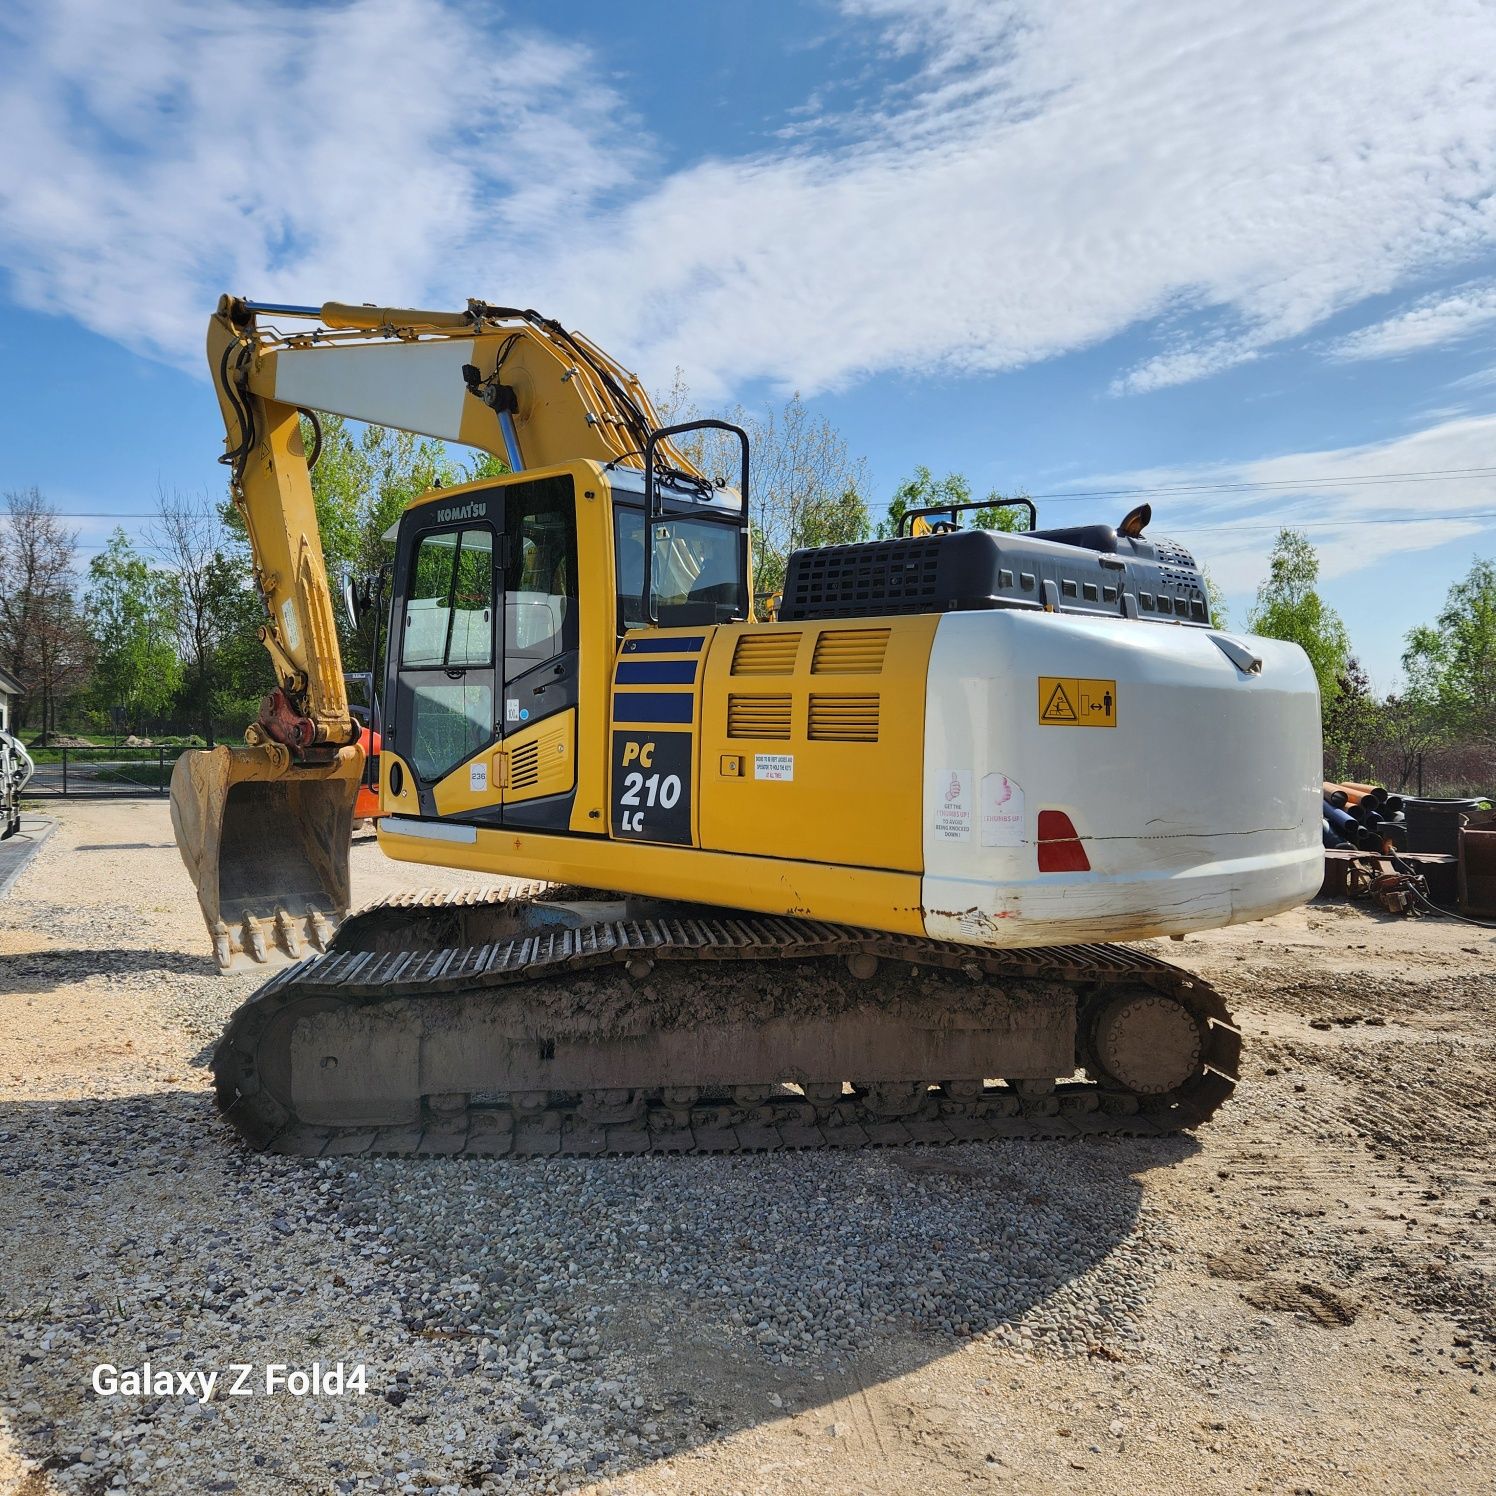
left=174, top=295, right=699, bottom=968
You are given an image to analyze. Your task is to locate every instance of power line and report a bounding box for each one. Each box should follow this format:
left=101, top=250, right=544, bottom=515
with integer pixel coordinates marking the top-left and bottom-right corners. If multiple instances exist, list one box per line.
left=1020, top=463, right=1496, bottom=503
left=1168, top=510, right=1496, bottom=534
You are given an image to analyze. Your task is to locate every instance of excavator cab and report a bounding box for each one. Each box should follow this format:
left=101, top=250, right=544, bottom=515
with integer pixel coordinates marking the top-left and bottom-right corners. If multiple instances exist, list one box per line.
left=375, top=452, right=748, bottom=832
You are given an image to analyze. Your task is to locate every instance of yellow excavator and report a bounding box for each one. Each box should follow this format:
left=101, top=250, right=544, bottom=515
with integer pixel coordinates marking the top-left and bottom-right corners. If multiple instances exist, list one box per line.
left=172, top=295, right=1323, bottom=1157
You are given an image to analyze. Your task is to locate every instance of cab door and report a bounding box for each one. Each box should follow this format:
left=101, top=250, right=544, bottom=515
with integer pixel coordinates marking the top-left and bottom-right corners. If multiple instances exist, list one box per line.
left=386, top=475, right=580, bottom=828
left=491, top=474, right=580, bottom=830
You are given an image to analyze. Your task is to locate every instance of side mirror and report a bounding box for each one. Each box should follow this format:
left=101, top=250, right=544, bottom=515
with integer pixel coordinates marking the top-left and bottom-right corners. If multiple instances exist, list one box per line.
left=342, top=573, right=379, bottom=630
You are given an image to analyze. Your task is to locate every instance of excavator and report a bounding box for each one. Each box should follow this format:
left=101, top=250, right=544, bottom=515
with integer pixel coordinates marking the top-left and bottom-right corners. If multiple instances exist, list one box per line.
left=171, top=294, right=1322, bottom=1158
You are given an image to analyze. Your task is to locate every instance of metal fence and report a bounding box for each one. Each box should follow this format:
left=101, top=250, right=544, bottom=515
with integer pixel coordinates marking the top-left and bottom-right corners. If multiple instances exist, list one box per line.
left=25, top=745, right=189, bottom=798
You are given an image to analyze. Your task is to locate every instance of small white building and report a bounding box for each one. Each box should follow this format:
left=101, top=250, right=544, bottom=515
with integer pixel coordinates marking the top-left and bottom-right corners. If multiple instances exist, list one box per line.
left=0, top=662, right=21, bottom=733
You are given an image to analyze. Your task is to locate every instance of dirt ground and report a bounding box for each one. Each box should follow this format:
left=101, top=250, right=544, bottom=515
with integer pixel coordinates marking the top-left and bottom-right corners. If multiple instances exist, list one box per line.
left=2, top=798, right=1493, bottom=1495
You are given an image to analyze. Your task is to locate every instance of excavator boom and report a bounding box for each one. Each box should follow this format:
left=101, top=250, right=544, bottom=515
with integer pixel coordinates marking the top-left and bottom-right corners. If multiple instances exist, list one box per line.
left=174, top=296, right=703, bottom=966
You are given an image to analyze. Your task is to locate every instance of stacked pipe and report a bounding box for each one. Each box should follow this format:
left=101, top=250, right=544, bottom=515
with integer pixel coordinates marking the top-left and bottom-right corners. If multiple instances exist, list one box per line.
left=1322, top=781, right=1407, bottom=852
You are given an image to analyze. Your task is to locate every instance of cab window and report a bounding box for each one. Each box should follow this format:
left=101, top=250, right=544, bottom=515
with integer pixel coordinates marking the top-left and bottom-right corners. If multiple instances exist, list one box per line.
left=614, top=506, right=744, bottom=629
left=503, top=477, right=577, bottom=682
left=401, top=529, right=493, bottom=668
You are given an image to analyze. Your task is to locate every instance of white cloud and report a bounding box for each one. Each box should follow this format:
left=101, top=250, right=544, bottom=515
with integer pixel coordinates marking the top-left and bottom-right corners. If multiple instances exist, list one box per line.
left=0, top=0, right=641, bottom=363
left=3, top=0, right=1496, bottom=398
left=1111, top=338, right=1263, bottom=396
left=1328, top=280, right=1496, bottom=361
left=1072, top=413, right=1496, bottom=597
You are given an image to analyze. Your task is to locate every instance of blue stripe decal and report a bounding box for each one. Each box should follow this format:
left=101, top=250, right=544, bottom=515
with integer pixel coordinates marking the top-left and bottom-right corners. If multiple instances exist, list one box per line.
left=621, top=635, right=705, bottom=655
left=613, top=692, right=695, bottom=724
left=615, top=659, right=699, bottom=685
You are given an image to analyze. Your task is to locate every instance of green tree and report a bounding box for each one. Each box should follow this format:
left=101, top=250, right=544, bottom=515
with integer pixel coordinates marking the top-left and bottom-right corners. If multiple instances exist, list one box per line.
left=1400, top=556, right=1496, bottom=751
left=1323, top=657, right=1376, bottom=780
left=305, top=414, right=503, bottom=581
left=1200, top=565, right=1229, bottom=630
left=1246, top=529, right=1350, bottom=714
left=221, top=414, right=506, bottom=685
left=1377, top=688, right=1445, bottom=792
left=85, top=530, right=182, bottom=731
left=878, top=466, right=1030, bottom=538
left=656, top=376, right=870, bottom=603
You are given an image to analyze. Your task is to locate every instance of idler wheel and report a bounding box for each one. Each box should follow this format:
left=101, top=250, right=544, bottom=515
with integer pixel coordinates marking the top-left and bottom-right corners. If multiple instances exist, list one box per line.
left=1092, top=990, right=1202, bottom=1095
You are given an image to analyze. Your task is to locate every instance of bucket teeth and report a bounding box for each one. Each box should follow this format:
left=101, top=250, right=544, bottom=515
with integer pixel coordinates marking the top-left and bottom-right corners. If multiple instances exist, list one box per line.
left=274, top=909, right=302, bottom=960
left=243, top=919, right=269, bottom=964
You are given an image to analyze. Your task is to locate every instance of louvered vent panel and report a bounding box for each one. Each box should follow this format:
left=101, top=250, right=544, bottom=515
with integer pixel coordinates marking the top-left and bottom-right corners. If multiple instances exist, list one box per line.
left=731, top=633, right=802, bottom=675
left=808, top=695, right=880, bottom=743
left=811, top=628, right=890, bottom=674
left=508, top=740, right=540, bottom=788
left=727, top=694, right=793, bottom=739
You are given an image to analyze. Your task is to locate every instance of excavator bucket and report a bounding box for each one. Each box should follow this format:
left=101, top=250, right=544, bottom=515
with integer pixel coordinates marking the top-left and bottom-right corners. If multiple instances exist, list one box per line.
left=170, top=743, right=364, bottom=971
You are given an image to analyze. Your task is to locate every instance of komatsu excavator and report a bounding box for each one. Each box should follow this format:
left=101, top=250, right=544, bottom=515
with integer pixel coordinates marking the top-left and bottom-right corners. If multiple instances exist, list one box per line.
left=172, top=294, right=1322, bottom=1158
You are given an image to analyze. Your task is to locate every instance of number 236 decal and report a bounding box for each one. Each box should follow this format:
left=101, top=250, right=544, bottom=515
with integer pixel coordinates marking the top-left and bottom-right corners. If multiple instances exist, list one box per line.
left=611, top=732, right=692, bottom=845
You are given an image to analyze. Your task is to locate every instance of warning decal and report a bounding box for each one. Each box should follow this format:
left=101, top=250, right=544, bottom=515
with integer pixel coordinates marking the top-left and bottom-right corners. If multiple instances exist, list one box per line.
left=933, top=769, right=972, bottom=842
left=1038, top=676, right=1117, bottom=727
left=980, top=772, right=1024, bottom=846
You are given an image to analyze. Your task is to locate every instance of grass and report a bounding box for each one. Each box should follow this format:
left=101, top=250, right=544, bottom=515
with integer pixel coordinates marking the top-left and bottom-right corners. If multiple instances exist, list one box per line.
left=90, top=762, right=180, bottom=787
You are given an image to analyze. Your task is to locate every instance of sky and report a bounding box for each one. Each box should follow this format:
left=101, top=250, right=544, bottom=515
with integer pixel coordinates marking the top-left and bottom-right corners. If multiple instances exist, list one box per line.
left=2, top=0, right=1495, bottom=688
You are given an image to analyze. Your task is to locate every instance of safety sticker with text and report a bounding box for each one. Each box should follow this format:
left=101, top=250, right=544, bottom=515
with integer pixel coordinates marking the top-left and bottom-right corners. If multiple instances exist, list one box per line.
left=934, top=769, right=972, bottom=841
left=754, top=754, right=795, bottom=782
left=1038, top=677, right=1117, bottom=727
left=980, top=772, right=1024, bottom=846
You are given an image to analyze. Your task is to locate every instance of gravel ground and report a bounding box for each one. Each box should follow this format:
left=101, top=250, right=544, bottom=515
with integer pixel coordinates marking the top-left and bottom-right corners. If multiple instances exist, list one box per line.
left=2, top=800, right=1494, bottom=1495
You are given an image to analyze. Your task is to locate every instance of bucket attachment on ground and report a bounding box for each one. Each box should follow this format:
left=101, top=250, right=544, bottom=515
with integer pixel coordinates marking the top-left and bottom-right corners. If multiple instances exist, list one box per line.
left=170, top=743, right=364, bottom=971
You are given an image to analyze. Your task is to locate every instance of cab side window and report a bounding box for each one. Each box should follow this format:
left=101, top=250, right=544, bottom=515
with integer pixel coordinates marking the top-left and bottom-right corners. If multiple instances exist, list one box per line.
left=503, top=479, right=577, bottom=683
left=402, top=528, right=494, bottom=669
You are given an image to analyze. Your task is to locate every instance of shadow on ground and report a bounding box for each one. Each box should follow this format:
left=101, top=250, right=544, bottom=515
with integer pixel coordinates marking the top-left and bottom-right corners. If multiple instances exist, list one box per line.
left=0, top=1088, right=1195, bottom=1492
left=2, top=947, right=215, bottom=991
left=72, top=843, right=178, bottom=853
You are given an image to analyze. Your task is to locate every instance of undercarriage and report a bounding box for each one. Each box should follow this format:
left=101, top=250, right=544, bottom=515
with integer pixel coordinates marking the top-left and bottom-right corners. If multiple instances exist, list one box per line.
left=211, top=888, right=1240, bottom=1157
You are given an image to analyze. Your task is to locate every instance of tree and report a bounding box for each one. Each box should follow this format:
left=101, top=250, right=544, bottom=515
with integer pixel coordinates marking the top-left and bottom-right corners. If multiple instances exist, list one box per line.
left=1323, top=657, right=1376, bottom=780
left=1377, top=689, right=1444, bottom=791
left=878, top=466, right=1030, bottom=539
left=219, top=414, right=506, bottom=690
left=303, top=414, right=504, bottom=667
left=1246, top=529, right=1350, bottom=715
left=1400, top=557, right=1496, bottom=753
left=0, top=487, right=91, bottom=734
left=656, top=375, right=870, bottom=602
left=85, top=531, right=182, bottom=732
left=152, top=487, right=247, bottom=745
left=1200, top=565, right=1229, bottom=630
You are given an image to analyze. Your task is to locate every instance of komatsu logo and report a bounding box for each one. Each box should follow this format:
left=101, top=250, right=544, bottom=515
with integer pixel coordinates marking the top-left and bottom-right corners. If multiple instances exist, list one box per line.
left=435, top=500, right=485, bottom=524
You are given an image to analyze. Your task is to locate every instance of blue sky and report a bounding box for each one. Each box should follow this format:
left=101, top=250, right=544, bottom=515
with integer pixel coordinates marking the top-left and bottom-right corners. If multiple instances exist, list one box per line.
left=2, top=0, right=1495, bottom=687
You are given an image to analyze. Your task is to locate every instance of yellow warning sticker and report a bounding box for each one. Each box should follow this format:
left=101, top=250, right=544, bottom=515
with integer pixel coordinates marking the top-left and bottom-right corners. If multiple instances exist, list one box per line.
left=1038, top=677, right=1117, bottom=727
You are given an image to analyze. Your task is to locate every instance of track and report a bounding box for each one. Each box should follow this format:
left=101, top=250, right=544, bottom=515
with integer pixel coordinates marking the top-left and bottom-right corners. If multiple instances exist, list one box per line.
left=212, top=890, right=1241, bottom=1157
